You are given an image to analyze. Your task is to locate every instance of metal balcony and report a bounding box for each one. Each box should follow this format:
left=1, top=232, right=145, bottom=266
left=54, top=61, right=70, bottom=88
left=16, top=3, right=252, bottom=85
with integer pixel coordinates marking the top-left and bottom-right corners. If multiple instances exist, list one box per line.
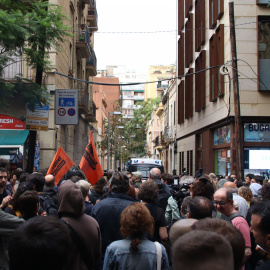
left=87, top=5, right=98, bottom=31
left=85, top=101, right=97, bottom=123
left=78, top=82, right=90, bottom=114
left=134, top=95, right=144, bottom=101
left=164, top=126, right=173, bottom=142
left=86, top=47, right=97, bottom=76
left=76, top=25, right=91, bottom=59
left=157, top=81, right=169, bottom=89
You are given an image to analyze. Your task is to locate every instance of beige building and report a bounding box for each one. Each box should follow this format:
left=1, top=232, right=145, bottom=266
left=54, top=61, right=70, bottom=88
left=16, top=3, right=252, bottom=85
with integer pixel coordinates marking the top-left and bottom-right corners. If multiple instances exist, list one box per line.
left=176, top=0, right=270, bottom=178
left=1, top=0, right=98, bottom=171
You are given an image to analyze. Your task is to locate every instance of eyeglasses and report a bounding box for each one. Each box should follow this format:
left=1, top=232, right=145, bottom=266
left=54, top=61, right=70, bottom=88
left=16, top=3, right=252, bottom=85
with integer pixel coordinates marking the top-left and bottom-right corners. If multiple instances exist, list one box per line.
left=213, top=200, right=228, bottom=206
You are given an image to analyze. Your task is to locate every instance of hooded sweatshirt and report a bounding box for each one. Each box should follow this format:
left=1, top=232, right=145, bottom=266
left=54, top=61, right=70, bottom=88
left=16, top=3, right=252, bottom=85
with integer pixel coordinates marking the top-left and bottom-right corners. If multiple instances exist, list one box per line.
left=58, top=180, right=101, bottom=270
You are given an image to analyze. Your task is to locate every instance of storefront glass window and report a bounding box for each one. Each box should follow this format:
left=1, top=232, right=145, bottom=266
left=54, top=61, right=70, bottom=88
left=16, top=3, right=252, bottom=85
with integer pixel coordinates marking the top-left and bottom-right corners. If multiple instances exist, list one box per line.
left=214, top=149, right=230, bottom=177
left=214, top=125, right=230, bottom=145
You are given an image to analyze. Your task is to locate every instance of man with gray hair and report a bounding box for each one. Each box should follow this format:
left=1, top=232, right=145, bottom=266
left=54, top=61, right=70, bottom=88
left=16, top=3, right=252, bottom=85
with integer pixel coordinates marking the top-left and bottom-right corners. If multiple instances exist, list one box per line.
left=149, top=168, right=171, bottom=211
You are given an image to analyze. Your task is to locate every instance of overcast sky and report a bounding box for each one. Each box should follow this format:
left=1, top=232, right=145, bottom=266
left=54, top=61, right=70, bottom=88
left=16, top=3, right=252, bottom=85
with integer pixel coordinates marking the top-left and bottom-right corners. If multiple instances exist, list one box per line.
left=94, top=0, right=177, bottom=71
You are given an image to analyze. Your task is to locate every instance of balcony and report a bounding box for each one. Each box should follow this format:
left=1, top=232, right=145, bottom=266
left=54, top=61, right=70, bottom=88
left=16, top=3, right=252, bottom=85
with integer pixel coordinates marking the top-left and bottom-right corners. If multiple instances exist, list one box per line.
left=87, top=5, right=98, bottom=31
left=133, top=105, right=142, bottom=110
left=86, top=47, right=97, bottom=76
left=164, top=126, right=173, bottom=142
left=123, top=95, right=134, bottom=99
left=134, top=95, right=144, bottom=101
left=122, top=104, right=133, bottom=109
left=157, top=81, right=169, bottom=90
left=78, top=82, right=89, bottom=114
left=122, top=114, right=133, bottom=119
left=85, top=101, right=97, bottom=123
left=76, top=25, right=91, bottom=59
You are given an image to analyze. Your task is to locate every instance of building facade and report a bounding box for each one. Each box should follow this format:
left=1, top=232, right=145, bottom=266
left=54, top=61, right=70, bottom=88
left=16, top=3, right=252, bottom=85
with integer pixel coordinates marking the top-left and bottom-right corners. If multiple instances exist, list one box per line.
left=176, top=0, right=270, bottom=179
left=0, top=0, right=98, bottom=171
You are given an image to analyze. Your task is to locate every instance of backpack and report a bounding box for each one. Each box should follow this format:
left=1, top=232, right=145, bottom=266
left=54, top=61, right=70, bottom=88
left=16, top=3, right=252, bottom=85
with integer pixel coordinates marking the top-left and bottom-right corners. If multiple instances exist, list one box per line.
left=228, top=212, right=244, bottom=222
left=39, top=193, right=58, bottom=217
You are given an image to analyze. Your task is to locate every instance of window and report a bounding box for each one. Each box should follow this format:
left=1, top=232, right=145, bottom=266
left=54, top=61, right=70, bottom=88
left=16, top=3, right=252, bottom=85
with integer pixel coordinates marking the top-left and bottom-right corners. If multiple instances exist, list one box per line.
left=179, top=151, right=184, bottom=174
left=258, top=16, right=270, bottom=91
left=178, top=34, right=185, bottom=77
left=209, top=0, right=224, bottom=29
left=185, top=69, right=194, bottom=119
left=195, top=51, right=206, bottom=111
left=178, top=0, right=185, bottom=32
left=185, top=14, right=193, bottom=68
left=195, top=0, right=206, bottom=52
left=187, top=150, right=193, bottom=176
left=209, top=25, right=224, bottom=101
left=178, top=80, right=185, bottom=124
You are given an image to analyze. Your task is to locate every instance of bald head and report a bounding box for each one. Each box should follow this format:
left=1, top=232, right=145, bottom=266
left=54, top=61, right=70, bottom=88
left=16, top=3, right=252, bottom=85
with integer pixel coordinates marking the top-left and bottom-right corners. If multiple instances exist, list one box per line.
left=149, top=168, right=161, bottom=180
left=45, top=174, right=55, bottom=188
left=169, top=218, right=197, bottom=246
left=223, top=182, right=236, bottom=189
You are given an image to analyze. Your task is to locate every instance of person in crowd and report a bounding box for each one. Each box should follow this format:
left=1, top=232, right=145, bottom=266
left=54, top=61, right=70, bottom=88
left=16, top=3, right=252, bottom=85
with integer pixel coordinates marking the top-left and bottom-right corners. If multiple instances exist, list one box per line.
left=28, top=173, right=58, bottom=216
left=238, top=186, right=253, bottom=207
left=148, top=168, right=171, bottom=211
left=103, top=202, right=169, bottom=270
left=138, top=181, right=168, bottom=248
left=245, top=174, right=254, bottom=187
left=44, top=174, right=58, bottom=207
left=19, top=190, right=40, bottom=221
left=161, top=173, right=174, bottom=193
left=223, top=181, right=249, bottom=218
left=5, top=170, right=18, bottom=195
left=172, top=230, right=234, bottom=270
left=107, top=169, right=115, bottom=182
left=208, top=172, right=218, bottom=191
left=179, top=175, right=195, bottom=186
left=187, top=196, right=212, bottom=220
left=214, top=188, right=252, bottom=264
left=180, top=196, right=193, bottom=218
left=131, top=171, right=143, bottom=189
left=217, top=178, right=228, bottom=189
left=89, top=176, right=108, bottom=205
left=192, top=218, right=246, bottom=270
left=8, top=216, right=70, bottom=270
left=58, top=180, right=101, bottom=270
left=76, top=180, right=93, bottom=215
left=252, top=175, right=264, bottom=186
left=261, top=182, right=270, bottom=201
left=91, top=171, right=136, bottom=257
left=169, top=218, right=197, bottom=247
left=190, top=175, right=215, bottom=200
left=0, top=209, right=24, bottom=269
left=250, top=182, right=262, bottom=199
left=0, top=168, right=11, bottom=206
left=250, top=201, right=270, bottom=270
left=4, top=182, right=34, bottom=217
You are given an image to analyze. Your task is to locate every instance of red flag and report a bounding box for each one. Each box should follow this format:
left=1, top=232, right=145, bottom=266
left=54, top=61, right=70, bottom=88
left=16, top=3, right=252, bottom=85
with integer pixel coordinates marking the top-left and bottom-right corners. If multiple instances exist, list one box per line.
left=47, top=146, right=75, bottom=185
left=79, top=130, right=103, bottom=185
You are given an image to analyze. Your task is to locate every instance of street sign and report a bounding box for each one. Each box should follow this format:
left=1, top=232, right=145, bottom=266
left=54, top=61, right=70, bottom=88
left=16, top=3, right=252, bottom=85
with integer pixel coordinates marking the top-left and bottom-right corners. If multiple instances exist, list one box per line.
left=55, top=89, right=78, bottom=125
left=26, top=102, right=49, bottom=131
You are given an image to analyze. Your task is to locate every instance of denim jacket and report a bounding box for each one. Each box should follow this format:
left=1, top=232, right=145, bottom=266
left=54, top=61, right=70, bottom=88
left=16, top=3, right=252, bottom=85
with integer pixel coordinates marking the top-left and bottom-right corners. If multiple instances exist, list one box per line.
left=103, top=238, right=169, bottom=270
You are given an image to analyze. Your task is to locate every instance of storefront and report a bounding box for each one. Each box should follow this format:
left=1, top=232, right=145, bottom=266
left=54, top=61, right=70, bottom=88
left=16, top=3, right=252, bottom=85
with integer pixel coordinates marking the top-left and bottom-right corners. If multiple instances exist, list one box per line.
left=243, top=123, right=270, bottom=180
left=0, top=114, right=29, bottom=170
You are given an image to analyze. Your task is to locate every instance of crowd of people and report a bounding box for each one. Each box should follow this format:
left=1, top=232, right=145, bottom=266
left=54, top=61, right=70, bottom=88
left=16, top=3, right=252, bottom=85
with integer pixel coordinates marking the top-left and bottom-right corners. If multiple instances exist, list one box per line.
left=0, top=158, right=270, bottom=270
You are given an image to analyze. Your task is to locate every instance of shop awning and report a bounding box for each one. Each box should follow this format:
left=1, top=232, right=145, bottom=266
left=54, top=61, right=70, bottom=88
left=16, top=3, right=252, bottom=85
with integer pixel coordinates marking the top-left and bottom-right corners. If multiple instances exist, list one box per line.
left=0, top=130, right=29, bottom=145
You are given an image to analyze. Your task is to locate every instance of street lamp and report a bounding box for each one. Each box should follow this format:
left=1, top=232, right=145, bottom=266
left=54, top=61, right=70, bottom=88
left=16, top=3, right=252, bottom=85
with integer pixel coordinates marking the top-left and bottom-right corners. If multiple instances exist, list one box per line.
left=107, top=111, right=122, bottom=170
left=114, top=126, right=124, bottom=170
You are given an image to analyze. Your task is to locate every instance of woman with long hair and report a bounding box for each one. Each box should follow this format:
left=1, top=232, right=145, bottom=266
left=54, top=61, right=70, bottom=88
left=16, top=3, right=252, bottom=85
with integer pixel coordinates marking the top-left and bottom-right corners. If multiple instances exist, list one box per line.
left=103, top=202, right=169, bottom=270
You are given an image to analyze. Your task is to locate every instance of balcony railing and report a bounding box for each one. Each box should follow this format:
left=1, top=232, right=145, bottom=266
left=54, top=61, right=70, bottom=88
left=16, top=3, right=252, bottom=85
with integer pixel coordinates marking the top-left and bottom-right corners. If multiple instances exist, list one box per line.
left=157, top=81, right=169, bottom=89
left=78, top=82, right=89, bottom=114
left=76, top=25, right=91, bottom=58
left=257, top=0, right=270, bottom=3
left=85, top=100, right=97, bottom=123
left=123, top=95, right=134, bottom=99
left=87, top=5, right=98, bottom=30
left=86, top=47, right=97, bottom=76
left=164, top=126, right=173, bottom=142
left=134, top=95, right=144, bottom=100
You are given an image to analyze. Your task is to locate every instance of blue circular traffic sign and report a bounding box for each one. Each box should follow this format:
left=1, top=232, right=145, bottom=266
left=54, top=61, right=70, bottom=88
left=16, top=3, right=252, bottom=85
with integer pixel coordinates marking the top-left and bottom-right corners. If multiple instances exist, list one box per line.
left=68, top=108, right=76, bottom=116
